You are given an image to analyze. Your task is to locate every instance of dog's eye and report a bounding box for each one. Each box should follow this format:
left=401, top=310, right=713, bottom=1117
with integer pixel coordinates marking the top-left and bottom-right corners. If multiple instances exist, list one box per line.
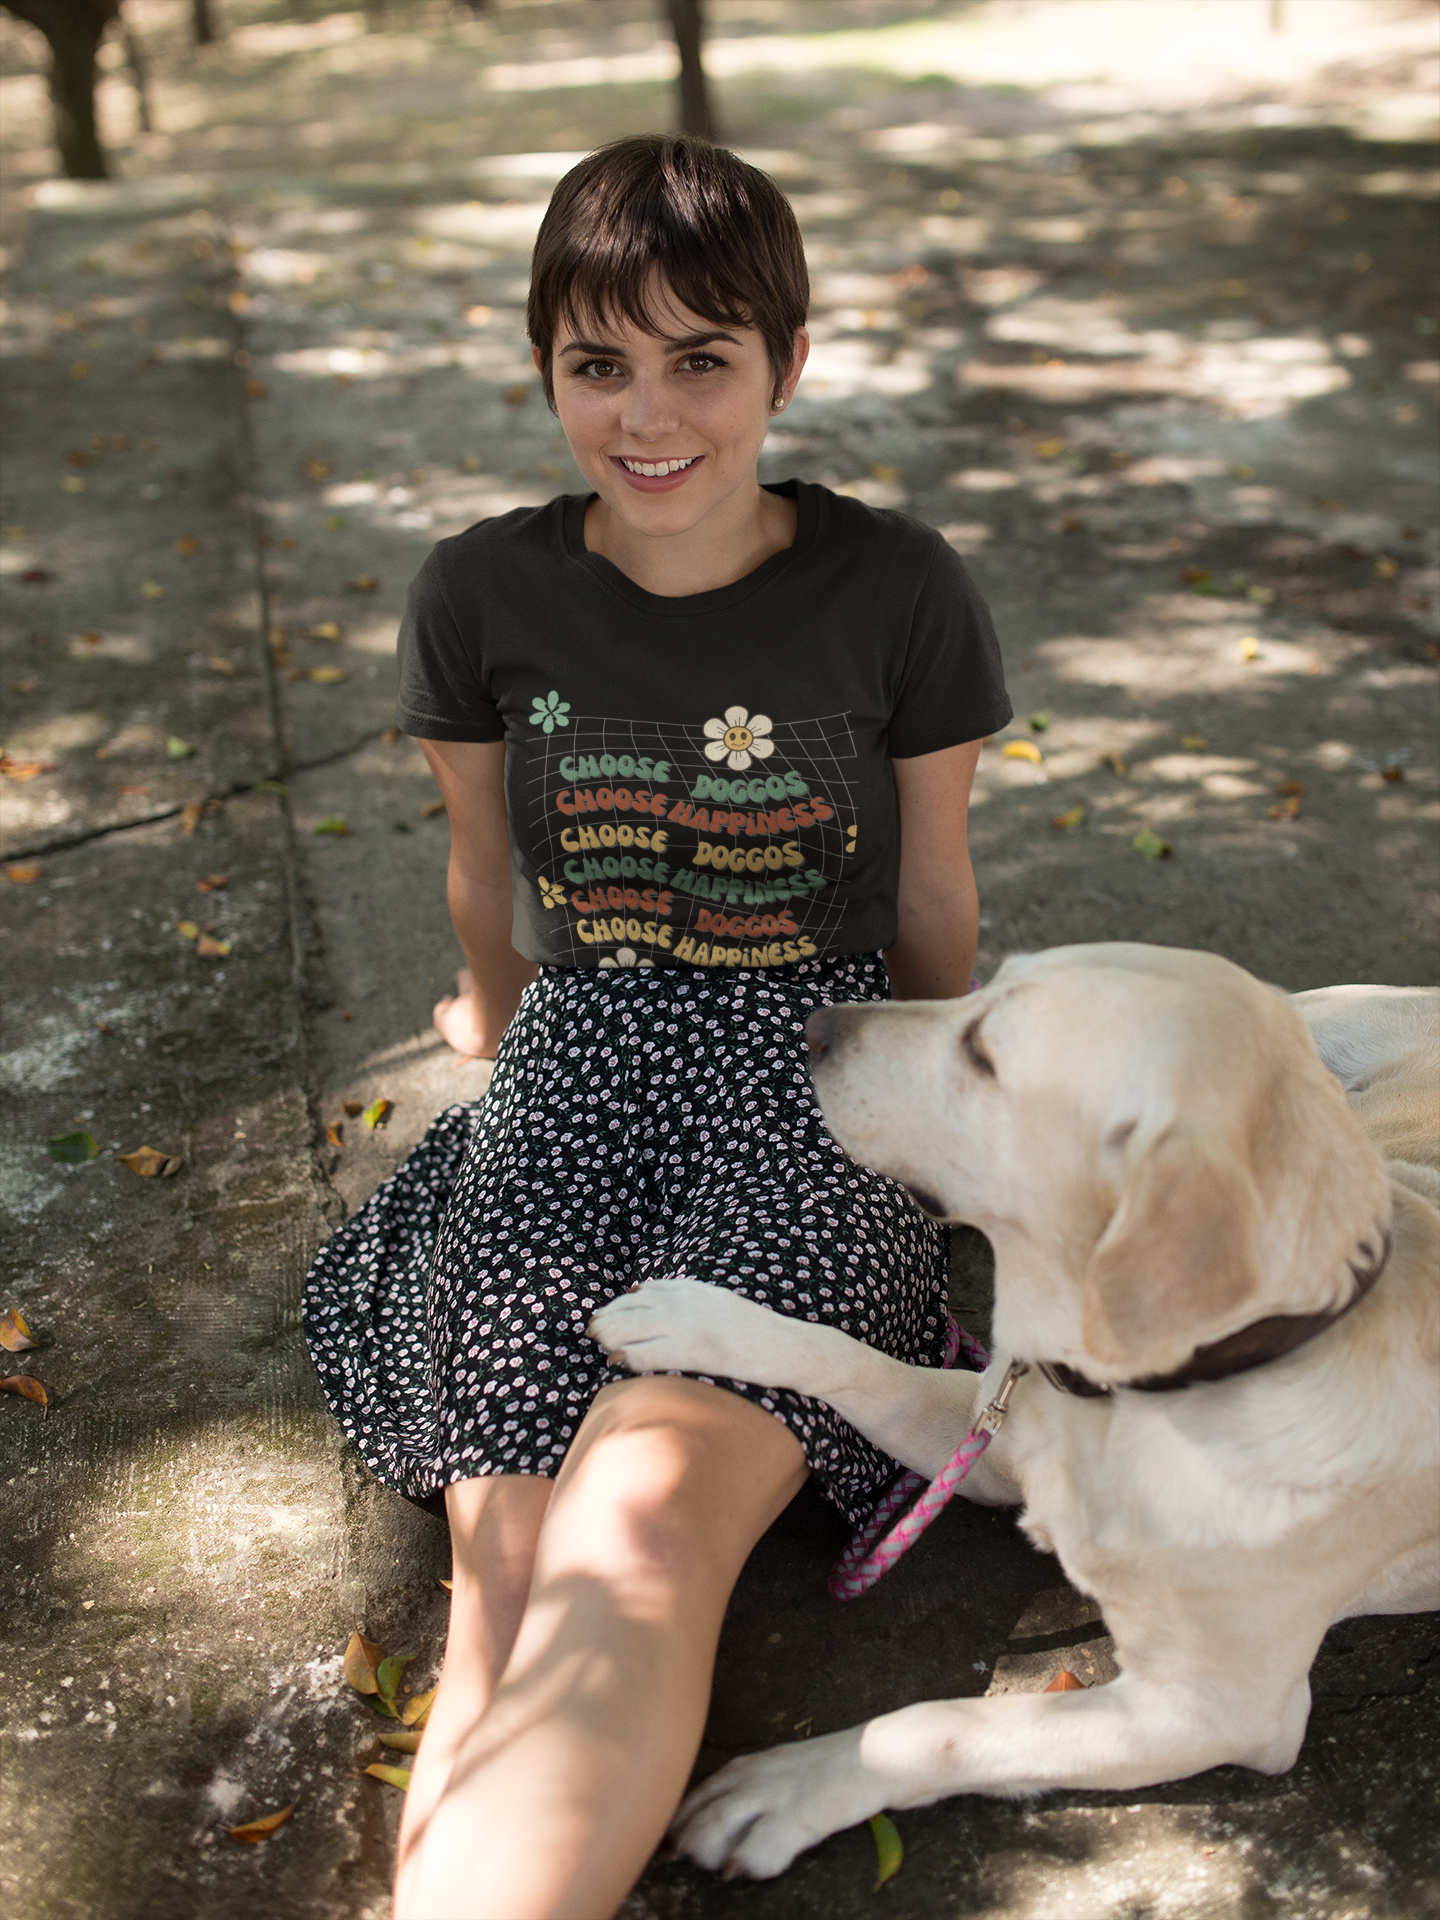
left=961, top=1019, right=996, bottom=1079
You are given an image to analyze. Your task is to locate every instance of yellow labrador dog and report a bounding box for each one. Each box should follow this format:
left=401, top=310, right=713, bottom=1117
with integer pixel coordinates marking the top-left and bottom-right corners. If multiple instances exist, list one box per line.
left=590, top=944, right=1440, bottom=1880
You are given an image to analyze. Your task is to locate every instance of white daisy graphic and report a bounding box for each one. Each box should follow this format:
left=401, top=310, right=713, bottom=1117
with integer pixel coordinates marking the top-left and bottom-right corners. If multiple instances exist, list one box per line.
left=702, top=705, right=775, bottom=771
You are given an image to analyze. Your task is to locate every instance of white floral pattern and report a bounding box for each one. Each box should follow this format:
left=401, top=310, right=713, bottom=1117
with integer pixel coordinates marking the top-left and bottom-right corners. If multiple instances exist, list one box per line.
left=702, top=705, right=775, bottom=771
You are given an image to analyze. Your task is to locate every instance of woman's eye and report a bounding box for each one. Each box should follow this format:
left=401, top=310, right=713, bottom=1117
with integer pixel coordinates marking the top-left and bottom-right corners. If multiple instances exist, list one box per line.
left=575, top=358, right=620, bottom=379
left=679, top=353, right=723, bottom=374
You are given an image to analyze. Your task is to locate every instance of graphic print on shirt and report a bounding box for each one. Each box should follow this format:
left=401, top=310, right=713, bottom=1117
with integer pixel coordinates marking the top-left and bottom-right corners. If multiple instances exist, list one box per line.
left=522, top=695, right=858, bottom=968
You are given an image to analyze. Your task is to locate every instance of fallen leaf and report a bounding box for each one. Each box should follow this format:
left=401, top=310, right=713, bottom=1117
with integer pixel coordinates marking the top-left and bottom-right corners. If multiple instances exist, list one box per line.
left=227, top=1804, right=295, bottom=1844
left=308, top=622, right=341, bottom=641
left=303, top=460, right=333, bottom=482
left=246, top=379, right=269, bottom=400
left=392, top=819, right=412, bottom=834
left=20, top=567, right=54, bottom=585
left=177, top=920, right=200, bottom=939
left=1376, top=556, right=1399, bottom=579
left=314, top=816, right=349, bottom=836
left=1051, top=803, right=1085, bottom=830
left=1059, top=513, right=1086, bottom=533
left=1132, top=826, right=1173, bottom=859
left=196, top=874, right=228, bottom=893
left=47, top=1131, right=99, bottom=1164
left=1268, top=795, right=1301, bottom=820
left=1027, top=711, right=1051, bottom=733
left=342, top=1100, right=363, bottom=1117
left=421, top=798, right=447, bottom=818
left=0, top=756, right=55, bottom=781
left=4, top=864, right=43, bottom=883
left=362, top=1764, right=411, bottom=1790
left=179, top=802, right=203, bottom=834
left=78, top=629, right=102, bottom=647
left=401, top=1685, right=437, bottom=1727
left=166, top=736, right=195, bottom=760
left=0, top=1308, right=38, bottom=1352
left=870, top=464, right=900, bottom=482
left=1035, top=437, right=1066, bottom=458
left=1181, top=734, right=1208, bottom=751
left=61, top=474, right=86, bottom=494
left=174, top=535, right=199, bottom=556
left=280, top=536, right=298, bottom=551
left=116, top=784, right=149, bottom=796
left=1276, top=780, right=1306, bottom=797
left=348, top=575, right=379, bottom=592
left=1246, top=584, right=1275, bottom=604
left=1238, top=636, right=1259, bottom=661
left=139, top=580, right=166, bottom=601
left=324, top=515, right=348, bottom=533
left=1230, top=462, right=1254, bottom=480
left=344, top=1628, right=384, bottom=1695
left=378, top=1728, right=423, bottom=1754
left=1044, top=1667, right=1086, bottom=1693
left=381, top=728, right=401, bottom=745
left=436, top=1577, right=453, bottom=1593
left=1, top=1374, right=47, bottom=1407
left=1001, top=740, right=1042, bottom=764
left=326, top=1122, right=343, bottom=1146
left=208, top=656, right=235, bottom=675
left=118, top=1145, right=183, bottom=1177
left=305, top=665, right=347, bottom=684
left=363, top=1098, right=393, bottom=1131
left=1180, top=567, right=1212, bottom=585
left=870, top=1812, right=903, bottom=1890
left=376, top=1651, right=416, bottom=1704
left=195, top=934, right=231, bottom=958
left=253, top=779, right=288, bottom=795
left=458, top=455, right=481, bottom=473
left=1381, top=765, right=1405, bottom=784
left=504, top=383, right=531, bottom=406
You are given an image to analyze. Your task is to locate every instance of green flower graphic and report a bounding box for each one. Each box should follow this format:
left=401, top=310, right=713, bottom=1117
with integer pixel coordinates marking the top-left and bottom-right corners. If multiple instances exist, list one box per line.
left=529, top=690, right=571, bottom=734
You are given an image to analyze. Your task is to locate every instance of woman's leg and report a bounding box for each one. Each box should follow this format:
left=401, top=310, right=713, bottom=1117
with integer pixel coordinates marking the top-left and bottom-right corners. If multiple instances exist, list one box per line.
left=396, top=1473, right=554, bottom=1879
left=394, top=1374, right=808, bottom=1920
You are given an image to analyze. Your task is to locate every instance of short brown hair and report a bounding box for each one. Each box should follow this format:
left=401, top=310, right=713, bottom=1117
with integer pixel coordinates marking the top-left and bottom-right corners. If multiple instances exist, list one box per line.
left=527, top=135, right=809, bottom=408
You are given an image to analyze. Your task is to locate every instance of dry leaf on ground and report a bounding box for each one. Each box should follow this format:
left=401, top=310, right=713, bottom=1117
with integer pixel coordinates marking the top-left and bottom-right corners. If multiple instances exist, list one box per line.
left=179, top=802, right=203, bottom=834
left=378, top=1728, right=423, bottom=1754
left=344, top=1628, right=384, bottom=1696
left=1268, top=795, right=1301, bottom=820
left=1, top=1375, right=47, bottom=1406
left=208, top=656, right=235, bottom=675
left=363, top=1764, right=412, bottom=1790
left=314, top=817, right=349, bottom=836
left=1051, top=803, right=1085, bottom=830
left=1001, top=739, right=1042, bottom=764
left=437, top=1577, right=453, bottom=1594
left=174, top=535, right=199, bottom=556
left=1044, top=1667, right=1086, bottom=1693
left=349, top=575, right=379, bottom=592
left=341, top=1100, right=363, bottom=1117
left=401, top=1686, right=437, bottom=1728
left=196, top=874, right=228, bottom=893
left=5, top=864, right=43, bottom=883
left=1, top=755, right=56, bottom=781
left=326, top=1121, right=343, bottom=1146
left=1132, top=826, right=1173, bottom=859
left=228, top=1804, right=295, bottom=1843
left=1027, top=711, right=1051, bottom=733
left=1276, top=780, right=1306, bottom=797
left=1381, top=765, right=1405, bottom=783
left=363, top=1098, right=394, bottom=1130
left=305, top=665, right=346, bottom=684
left=1100, top=751, right=1127, bottom=775
left=177, top=920, right=200, bottom=940
left=47, top=1132, right=99, bottom=1163
left=140, top=580, right=166, bottom=601
left=869, top=1813, right=903, bottom=1889
left=118, top=1146, right=183, bottom=1178
left=1238, top=636, right=1259, bottom=661
left=421, top=799, right=446, bottom=818
left=166, top=736, right=194, bottom=760
left=1181, top=734, right=1208, bottom=751
left=308, top=621, right=342, bottom=641
left=1, top=1308, right=38, bottom=1352
left=196, top=934, right=232, bottom=958
left=376, top=1651, right=416, bottom=1703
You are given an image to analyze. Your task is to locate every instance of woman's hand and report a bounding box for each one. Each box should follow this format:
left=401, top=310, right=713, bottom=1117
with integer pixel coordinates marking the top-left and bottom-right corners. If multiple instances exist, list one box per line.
left=433, top=967, right=503, bottom=1059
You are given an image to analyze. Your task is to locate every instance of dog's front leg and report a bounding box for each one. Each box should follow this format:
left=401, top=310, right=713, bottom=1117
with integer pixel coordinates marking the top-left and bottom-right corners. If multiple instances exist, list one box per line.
left=589, top=1280, right=1013, bottom=1492
left=672, top=1672, right=1310, bottom=1881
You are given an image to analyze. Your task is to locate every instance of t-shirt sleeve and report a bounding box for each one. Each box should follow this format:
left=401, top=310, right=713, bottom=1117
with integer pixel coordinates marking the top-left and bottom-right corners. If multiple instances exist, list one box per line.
left=394, top=544, right=506, bottom=742
left=886, top=535, right=1012, bottom=757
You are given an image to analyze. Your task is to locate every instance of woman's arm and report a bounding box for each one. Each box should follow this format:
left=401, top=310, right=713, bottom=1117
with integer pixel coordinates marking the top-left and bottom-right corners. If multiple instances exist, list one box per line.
left=419, top=738, right=538, bottom=1058
left=884, top=739, right=984, bottom=1002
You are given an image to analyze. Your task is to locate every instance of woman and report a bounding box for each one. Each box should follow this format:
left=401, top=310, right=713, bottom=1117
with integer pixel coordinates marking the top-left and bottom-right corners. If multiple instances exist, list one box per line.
left=303, top=134, right=1010, bottom=1919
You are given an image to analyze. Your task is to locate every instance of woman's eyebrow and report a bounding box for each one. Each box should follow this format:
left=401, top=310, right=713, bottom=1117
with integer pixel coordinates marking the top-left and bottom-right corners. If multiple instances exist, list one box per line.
left=556, top=329, right=743, bottom=357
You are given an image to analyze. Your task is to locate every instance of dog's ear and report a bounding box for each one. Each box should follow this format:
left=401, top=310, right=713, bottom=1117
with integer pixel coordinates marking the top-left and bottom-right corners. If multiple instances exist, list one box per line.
left=1082, top=1122, right=1265, bottom=1375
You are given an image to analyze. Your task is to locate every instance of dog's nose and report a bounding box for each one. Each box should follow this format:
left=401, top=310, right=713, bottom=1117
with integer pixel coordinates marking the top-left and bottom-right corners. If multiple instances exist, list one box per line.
left=804, top=1008, right=833, bottom=1060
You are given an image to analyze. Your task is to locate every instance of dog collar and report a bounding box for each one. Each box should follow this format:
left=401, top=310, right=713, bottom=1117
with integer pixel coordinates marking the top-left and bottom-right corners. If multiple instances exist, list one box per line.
left=1037, top=1227, right=1393, bottom=1399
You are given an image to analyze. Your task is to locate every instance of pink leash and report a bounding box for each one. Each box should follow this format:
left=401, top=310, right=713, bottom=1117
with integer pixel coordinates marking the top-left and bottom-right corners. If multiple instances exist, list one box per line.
left=828, top=1318, right=1027, bottom=1601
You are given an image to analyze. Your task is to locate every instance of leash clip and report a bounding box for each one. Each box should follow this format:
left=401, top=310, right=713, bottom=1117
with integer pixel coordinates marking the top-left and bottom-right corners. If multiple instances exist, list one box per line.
left=974, top=1358, right=1029, bottom=1436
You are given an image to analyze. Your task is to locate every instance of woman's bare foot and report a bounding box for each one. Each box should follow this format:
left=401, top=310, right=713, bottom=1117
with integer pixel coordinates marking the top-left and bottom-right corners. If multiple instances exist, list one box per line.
left=433, top=968, right=493, bottom=1059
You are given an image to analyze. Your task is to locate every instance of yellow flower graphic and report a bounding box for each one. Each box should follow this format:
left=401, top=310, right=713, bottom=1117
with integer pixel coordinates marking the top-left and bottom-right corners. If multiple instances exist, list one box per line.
left=599, top=947, right=654, bottom=970
left=538, top=876, right=567, bottom=910
left=702, top=705, right=775, bottom=771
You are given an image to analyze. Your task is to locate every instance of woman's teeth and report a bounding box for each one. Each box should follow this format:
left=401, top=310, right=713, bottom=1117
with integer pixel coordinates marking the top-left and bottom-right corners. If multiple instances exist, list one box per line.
left=619, top=456, right=699, bottom=476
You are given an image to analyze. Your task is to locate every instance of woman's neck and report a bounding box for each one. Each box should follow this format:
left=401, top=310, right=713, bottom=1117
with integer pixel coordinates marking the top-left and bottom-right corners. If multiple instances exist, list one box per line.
left=583, top=483, right=797, bottom=598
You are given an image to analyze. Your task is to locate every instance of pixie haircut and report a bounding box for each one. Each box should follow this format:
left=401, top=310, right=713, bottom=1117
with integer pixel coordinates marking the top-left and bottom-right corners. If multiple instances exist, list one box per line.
left=527, top=135, right=809, bottom=408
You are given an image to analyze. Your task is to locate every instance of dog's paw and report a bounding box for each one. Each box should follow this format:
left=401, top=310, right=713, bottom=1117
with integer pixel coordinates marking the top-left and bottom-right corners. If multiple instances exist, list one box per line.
left=588, top=1279, right=776, bottom=1379
left=670, top=1730, right=874, bottom=1880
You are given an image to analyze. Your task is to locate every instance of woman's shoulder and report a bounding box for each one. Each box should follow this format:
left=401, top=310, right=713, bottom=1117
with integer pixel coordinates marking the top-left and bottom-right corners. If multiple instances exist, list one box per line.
left=805, top=481, right=953, bottom=567
left=422, top=493, right=578, bottom=588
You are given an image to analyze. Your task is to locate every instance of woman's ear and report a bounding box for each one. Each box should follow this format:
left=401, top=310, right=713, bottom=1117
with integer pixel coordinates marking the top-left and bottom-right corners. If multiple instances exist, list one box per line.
left=531, top=344, right=544, bottom=373
left=775, top=327, right=810, bottom=409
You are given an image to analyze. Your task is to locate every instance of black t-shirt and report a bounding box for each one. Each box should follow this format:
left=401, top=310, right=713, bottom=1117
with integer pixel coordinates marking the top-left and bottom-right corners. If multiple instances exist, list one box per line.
left=396, top=480, right=1011, bottom=971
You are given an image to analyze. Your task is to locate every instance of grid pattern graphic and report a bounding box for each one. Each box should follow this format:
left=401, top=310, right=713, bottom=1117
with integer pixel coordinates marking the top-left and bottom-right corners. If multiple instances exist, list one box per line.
left=519, top=711, right=861, bottom=966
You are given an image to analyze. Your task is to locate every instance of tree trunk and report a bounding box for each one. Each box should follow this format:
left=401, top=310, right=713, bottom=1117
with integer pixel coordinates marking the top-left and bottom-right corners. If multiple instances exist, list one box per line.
left=191, top=0, right=215, bottom=47
left=122, top=10, right=151, bottom=132
left=664, top=0, right=714, bottom=140
left=1, top=0, right=120, bottom=179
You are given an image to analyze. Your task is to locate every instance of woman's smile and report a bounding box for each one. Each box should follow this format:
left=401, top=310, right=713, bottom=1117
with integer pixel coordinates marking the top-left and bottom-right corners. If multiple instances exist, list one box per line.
left=610, top=452, right=705, bottom=491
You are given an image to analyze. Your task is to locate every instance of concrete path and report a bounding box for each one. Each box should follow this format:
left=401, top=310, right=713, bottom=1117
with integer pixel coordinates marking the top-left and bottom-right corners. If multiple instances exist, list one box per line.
left=3, top=27, right=1438, bottom=1919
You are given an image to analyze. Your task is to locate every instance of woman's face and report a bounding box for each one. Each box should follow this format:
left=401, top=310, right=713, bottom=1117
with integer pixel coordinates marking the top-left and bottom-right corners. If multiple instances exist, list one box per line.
left=538, top=283, right=807, bottom=541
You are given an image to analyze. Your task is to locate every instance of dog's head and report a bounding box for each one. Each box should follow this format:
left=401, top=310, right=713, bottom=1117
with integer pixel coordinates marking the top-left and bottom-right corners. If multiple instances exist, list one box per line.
left=807, top=943, right=1393, bottom=1384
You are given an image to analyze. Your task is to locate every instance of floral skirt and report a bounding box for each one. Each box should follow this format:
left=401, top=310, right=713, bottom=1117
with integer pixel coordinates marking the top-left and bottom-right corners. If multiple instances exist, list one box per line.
left=301, top=953, right=949, bottom=1527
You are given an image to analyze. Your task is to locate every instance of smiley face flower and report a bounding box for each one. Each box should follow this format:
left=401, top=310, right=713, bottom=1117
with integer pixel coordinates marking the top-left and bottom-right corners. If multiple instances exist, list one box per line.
left=538, top=876, right=567, bottom=909
left=529, top=690, right=571, bottom=734
left=702, top=705, right=774, bottom=771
